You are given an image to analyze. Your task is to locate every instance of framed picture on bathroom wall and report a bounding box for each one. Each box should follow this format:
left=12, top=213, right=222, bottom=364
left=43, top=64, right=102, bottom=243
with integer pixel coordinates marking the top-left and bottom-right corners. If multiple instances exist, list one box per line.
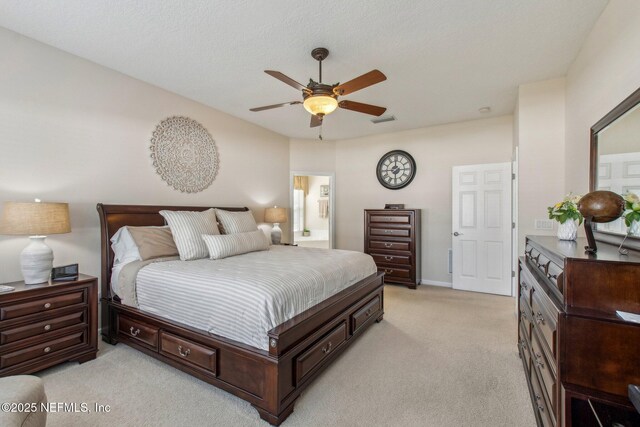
left=320, top=185, right=329, bottom=197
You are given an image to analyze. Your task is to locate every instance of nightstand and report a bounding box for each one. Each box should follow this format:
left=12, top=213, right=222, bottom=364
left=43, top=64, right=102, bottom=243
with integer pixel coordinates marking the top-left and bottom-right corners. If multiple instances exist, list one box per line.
left=0, top=274, right=98, bottom=376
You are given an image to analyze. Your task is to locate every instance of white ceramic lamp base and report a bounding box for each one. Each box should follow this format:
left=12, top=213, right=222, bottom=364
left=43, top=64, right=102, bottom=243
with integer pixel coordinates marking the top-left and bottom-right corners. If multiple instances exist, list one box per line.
left=20, top=236, right=54, bottom=284
left=271, top=223, right=282, bottom=245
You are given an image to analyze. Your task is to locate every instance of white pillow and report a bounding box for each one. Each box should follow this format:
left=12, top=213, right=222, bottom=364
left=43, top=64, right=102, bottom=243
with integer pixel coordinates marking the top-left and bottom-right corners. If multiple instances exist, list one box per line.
left=202, top=230, right=269, bottom=260
left=160, top=209, right=220, bottom=260
left=110, top=226, right=142, bottom=265
left=215, top=209, right=258, bottom=234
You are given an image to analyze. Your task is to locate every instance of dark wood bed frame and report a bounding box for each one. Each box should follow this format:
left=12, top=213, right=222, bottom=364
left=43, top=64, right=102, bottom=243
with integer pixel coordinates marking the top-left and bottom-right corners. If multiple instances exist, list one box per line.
left=97, top=204, right=384, bottom=425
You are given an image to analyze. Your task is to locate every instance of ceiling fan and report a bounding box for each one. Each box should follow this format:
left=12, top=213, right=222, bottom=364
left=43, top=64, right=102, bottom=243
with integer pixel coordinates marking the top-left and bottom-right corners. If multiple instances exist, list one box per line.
left=250, top=47, right=387, bottom=128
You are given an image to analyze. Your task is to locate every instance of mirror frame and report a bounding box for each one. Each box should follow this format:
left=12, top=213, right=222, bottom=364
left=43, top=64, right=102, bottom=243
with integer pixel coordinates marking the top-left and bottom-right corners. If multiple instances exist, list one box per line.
left=590, top=86, right=640, bottom=250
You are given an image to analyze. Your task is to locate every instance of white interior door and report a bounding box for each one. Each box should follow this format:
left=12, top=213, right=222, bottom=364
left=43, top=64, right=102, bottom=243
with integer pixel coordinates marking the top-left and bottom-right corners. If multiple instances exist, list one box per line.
left=452, top=162, right=512, bottom=296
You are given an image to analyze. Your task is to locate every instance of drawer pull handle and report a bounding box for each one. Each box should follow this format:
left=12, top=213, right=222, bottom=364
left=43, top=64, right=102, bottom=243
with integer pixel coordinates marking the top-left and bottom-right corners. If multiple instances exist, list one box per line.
left=43, top=346, right=51, bottom=353
left=534, top=393, right=544, bottom=412
left=534, top=353, right=545, bottom=369
left=384, top=256, right=393, bottom=261
left=177, top=346, right=191, bottom=357
left=384, top=230, right=391, bottom=234
left=130, top=327, right=141, bottom=337
left=384, top=243, right=392, bottom=248
left=365, top=308, right=372, bottom=317
left=534, top=312, right=545, bottom=325
left=384, top=269, right=393, bottom=274
left=518, top=339, right=527, bottom=351
left=44, top=302, right=51, bottom=309
left=547, top=273, right=557, bottom=280
left=321, top=342, right=333, bottom=354
left=44, top=324, right=51, bottom=331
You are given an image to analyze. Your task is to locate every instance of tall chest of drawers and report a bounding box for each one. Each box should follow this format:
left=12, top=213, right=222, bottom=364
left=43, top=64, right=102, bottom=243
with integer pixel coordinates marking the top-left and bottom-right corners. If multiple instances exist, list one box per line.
left=518, top=236, right=640, bottom=427
left=0, top=275, right=98, bottom=376
left=364, top=209, right=421, bottom=289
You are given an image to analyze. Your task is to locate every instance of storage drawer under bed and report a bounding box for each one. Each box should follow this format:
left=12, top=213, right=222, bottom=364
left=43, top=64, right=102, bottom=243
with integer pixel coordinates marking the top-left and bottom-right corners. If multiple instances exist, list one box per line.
left=295, top=322, right=347, bottom=384
left=160, top=331, right=217, bottom=376
left=117, top=315, right=159, bottom=350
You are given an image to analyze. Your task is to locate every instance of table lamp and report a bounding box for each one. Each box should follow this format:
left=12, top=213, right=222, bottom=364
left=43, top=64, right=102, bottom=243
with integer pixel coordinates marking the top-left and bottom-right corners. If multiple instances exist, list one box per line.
left=0, top=200, right=71, bottom=284
left=264, top=206, right=287, bottom=245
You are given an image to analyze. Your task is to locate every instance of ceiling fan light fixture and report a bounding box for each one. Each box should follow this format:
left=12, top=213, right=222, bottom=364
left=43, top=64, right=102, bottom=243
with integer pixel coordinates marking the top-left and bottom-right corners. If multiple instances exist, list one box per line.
left=303, top=95, right=338, bottom=116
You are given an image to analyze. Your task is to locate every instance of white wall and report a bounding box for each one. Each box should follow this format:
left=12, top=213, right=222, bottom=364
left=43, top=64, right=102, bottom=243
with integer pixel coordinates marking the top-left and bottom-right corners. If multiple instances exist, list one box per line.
left=336, top=116, right=513, bottom=284
left=516, top=78, right=566, bottom=252
left=565, top=0, right=640, bottom=194
left=0, top=28, right=290, bottom=284
left=289, top=139, right=336, bottom=173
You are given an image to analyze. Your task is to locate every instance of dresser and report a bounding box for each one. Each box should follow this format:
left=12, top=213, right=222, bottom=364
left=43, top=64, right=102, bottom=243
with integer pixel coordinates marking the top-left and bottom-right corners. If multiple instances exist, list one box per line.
left=364, top=209, right=421, bottom=289
left=0, top=274, right=98, bottom=376
left=518, top=236, right=640, bottom=427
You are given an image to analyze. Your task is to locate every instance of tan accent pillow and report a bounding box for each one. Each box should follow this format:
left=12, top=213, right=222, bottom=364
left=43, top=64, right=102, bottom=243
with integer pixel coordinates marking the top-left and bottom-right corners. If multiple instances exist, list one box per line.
left=127, top=226, right=179, bottom=261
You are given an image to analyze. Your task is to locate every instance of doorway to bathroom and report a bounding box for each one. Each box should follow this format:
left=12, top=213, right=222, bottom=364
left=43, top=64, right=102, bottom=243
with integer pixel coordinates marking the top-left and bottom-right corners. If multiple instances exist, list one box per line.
left=289, top=172, right=335, bottom=248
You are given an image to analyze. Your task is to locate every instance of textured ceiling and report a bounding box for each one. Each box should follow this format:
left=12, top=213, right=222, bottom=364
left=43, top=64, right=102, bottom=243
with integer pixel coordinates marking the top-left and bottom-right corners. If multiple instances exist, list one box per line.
left=0, top=0, right=608, bottom=140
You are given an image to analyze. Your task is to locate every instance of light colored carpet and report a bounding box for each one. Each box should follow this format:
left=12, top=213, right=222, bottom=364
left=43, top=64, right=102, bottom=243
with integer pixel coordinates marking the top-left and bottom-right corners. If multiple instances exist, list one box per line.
left=36, top=285, right=535, bottom=426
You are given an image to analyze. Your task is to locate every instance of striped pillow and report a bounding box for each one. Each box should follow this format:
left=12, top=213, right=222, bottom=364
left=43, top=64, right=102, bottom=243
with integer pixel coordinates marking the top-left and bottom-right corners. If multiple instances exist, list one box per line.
left=215, top=209, right=258, bottom=234
left=159, top=209, right=220, bottom=261
left=202, top=230, right=269, bottom=260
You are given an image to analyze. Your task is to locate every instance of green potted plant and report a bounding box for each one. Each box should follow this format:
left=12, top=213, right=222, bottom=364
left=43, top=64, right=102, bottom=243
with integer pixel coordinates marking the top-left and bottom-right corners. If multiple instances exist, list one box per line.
left=302, top=228, right=311, bottom=237
left=623, top=192, right=640, bottom=236
left=547, top=194, right=583, bottom=240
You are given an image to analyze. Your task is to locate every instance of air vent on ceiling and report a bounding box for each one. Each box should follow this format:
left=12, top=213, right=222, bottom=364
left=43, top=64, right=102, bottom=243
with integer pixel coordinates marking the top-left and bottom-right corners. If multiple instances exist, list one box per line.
left=371, top=115, right=396, bottom=124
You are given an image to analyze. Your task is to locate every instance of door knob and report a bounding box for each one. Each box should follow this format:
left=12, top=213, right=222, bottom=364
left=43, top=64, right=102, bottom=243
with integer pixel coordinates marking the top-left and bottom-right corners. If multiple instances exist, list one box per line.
left=453, top=232, right=463, bottom=236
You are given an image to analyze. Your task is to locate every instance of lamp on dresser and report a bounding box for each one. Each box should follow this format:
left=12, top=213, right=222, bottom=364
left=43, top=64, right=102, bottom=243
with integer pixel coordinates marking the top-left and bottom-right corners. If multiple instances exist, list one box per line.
left=265, top=206, right=287, bottom=245
left=0, top=200, right=71, bottom=284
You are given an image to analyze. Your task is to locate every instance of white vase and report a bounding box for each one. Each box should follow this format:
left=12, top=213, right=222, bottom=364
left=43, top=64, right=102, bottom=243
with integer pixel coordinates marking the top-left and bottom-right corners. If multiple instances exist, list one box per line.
left=630, top=220, right=640, bottom=237
left=557, top=220, right=578, bottom=241
left=20, top=236, right=54, bottom=284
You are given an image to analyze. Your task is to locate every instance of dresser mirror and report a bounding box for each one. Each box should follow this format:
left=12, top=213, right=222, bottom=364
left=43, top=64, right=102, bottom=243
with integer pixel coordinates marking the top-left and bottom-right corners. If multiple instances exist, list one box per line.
left=590, top=87, right=640, bottom=250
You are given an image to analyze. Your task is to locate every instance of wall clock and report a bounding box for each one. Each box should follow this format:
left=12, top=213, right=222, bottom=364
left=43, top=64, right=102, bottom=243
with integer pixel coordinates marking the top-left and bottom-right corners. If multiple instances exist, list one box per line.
left=376, top=150, right=416, bottom=190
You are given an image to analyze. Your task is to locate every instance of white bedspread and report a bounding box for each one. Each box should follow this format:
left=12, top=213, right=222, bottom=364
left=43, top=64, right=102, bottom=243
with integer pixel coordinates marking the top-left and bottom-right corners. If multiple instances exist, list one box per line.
left=126, top=246, right=376, bottom=350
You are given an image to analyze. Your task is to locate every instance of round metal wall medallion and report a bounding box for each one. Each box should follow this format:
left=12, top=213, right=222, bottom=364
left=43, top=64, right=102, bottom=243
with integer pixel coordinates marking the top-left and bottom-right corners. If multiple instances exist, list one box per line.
left=150, top=116, right=219, bottom=193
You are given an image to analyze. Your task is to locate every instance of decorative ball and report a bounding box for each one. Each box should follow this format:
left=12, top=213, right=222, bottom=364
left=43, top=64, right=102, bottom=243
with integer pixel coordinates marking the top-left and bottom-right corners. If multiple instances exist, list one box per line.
left=577, top=191, right=624, bottom=223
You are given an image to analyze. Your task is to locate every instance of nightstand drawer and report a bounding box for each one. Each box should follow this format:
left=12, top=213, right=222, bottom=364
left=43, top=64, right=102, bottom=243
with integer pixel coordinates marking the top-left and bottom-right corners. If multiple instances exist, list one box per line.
left=0, top=331, right=85, bottom=369
left=0, top=290, right=85, bottom=321
left=0, top=310, right=85, bottom=345
left=160, top=332, right=216, bottom=376
left=118, top=315, right=158, bottom=350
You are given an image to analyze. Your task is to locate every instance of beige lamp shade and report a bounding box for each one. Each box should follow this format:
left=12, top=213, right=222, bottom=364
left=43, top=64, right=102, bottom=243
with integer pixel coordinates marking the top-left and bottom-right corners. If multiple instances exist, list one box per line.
left=265, top=207, right=287, bottom=224
left=0, top=202, right=71, bottom=235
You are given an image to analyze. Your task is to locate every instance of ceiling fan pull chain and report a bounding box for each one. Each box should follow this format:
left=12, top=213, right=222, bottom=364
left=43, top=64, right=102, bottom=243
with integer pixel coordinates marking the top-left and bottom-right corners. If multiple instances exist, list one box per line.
left=318, top=122, right=323, bottom=141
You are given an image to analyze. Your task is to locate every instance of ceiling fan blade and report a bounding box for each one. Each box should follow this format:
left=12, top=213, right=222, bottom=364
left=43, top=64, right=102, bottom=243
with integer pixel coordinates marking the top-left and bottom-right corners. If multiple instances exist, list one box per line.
left=265, top=70, right=309, bottom=92
left=310, top=114, right=323, bottom=128
left=339, top=100, right=386, bottom=116
left=333, top=70, right=386, bottom=96
left=250, top=101, right=302, bottom=112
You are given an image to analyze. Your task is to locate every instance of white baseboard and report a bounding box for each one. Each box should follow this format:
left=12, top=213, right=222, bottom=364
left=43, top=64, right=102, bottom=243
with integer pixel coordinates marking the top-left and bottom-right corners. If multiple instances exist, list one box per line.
left=420, top=279, right=452, bottom=288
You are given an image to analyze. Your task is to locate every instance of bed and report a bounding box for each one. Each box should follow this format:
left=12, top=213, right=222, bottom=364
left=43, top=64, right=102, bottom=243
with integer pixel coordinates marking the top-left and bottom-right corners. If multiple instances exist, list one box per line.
left=97, top=204, right=384, bottom=425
